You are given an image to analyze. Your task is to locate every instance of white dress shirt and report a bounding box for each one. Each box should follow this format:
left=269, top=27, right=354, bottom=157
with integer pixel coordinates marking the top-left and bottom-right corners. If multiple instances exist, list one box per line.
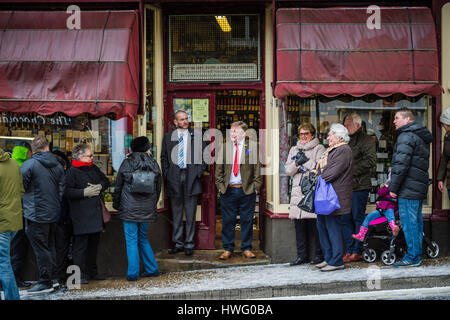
left=229, top=138, right=244, bottom=185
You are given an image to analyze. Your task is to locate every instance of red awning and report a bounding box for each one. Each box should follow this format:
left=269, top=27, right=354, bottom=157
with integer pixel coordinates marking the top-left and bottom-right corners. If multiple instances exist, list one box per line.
left=0, top=10, right=140, bottom=117
left=275, top=7, right=443, bottom=98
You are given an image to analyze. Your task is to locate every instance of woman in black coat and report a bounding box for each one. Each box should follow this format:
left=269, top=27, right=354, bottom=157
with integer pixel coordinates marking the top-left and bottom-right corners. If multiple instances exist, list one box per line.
left=113, top=136, right=162, bottom=281
left=65, top=143, right=110, bottom=284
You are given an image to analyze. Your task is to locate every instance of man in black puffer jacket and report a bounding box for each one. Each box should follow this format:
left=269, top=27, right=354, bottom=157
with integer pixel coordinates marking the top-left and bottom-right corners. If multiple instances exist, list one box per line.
left=21, top=136, right=65, bottom=293
left=389, top=108, right=432, bottom=268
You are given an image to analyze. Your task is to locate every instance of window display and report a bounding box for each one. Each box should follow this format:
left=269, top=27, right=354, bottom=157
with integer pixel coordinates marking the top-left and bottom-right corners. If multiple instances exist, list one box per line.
left=0, top=112, right=132, bottom=206
left=168, top=14, right=261, bottom=82
left=279, top=95, right=431, bottom=205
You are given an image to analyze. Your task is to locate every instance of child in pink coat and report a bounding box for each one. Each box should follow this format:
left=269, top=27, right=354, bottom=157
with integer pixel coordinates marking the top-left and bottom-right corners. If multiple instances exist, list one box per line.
left=352, top=179, right=400, bottom=242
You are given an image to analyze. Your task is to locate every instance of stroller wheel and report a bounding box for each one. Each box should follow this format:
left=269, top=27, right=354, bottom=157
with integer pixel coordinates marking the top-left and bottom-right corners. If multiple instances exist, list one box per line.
left=426, top=241, right=439, bottom=259
left=362, top=248, right=377, bottom=263
left=381, top=250, right=396, bottom=265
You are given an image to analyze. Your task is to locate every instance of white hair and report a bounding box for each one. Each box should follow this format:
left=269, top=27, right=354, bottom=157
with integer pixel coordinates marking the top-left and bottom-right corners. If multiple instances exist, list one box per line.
left=330, top=123, right=350, bottom=143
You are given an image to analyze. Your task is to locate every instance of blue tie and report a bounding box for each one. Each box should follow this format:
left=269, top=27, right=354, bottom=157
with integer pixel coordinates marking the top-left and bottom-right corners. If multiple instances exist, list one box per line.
left=178, top=134, right=185, bottom=168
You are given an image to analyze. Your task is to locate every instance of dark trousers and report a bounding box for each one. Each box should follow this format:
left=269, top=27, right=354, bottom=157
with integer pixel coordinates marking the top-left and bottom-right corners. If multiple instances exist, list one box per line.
left=293, top=219, right=323, bottom=260
left=340, top=190, right=369, bottom=255
left=54, top=221, right=73, bottom=281
left=10, top=220, right=29, bottom=281
left=25, top=219, right=57, bottom=284
left=316, top=214, right=344, bottom=267
left=169, top=169, right=198, bottom=250
left=220, top=187, right=256, bottom=252
left=72, top=232, right=100, bottom=280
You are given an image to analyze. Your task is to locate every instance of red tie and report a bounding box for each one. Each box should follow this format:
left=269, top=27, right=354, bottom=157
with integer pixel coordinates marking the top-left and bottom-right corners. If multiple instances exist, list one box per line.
left=233, top=143, right=239, bottom=177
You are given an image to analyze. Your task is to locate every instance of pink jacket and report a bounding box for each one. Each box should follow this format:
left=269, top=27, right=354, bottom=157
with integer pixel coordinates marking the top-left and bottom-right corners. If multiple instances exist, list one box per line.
left=376, top=186, right=397, bottom=211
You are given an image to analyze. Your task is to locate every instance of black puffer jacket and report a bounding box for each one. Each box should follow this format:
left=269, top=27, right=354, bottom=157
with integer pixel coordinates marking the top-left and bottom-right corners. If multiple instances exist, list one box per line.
left=65, top=164, right=110, bottom=235
left=21, top=151, right=65, bottom=223
left=113, top=152, right=162, bottom=222
left=389, top=122, right=432, bottom=200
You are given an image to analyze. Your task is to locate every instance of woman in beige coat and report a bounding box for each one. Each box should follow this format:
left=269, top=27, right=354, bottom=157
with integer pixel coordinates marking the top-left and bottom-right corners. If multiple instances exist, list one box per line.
left=286, top=123, right=325, bottom=266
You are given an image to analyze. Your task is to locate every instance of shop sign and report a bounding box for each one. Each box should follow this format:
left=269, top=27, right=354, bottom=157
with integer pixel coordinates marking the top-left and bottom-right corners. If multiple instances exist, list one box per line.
left=0, top=113, right=73, bottom=126
left=172, top=63, right=258, bottom=81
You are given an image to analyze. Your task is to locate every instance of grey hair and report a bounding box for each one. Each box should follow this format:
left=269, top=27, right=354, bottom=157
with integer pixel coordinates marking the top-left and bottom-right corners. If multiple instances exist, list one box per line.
left=72, top=143, right=92, bottom=161
left=345, top=112, right=362, bottom=126
left=330, top=123, right=350, bottom=143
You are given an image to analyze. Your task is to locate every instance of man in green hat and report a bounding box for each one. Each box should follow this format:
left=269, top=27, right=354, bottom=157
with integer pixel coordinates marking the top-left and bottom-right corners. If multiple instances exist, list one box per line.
left=10, top=141, right=33, bottom=288
left=0, top=148, right=24, bottom=300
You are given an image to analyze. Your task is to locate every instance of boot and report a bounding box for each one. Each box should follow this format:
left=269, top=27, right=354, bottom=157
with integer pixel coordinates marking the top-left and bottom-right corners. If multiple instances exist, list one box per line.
left=352, top=226, right=368, bottom=242
left=389, top=220, right=400, bottom=236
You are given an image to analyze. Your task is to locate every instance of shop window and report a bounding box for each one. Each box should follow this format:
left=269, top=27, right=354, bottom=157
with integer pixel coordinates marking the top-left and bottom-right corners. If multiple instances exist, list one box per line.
left=0, top=112, right=132, bottom=203
left=168, top=14, right=261, bottom=82
left=215, top=89, right=261, bottom=138
left=279, top=95, right=431, bottom=205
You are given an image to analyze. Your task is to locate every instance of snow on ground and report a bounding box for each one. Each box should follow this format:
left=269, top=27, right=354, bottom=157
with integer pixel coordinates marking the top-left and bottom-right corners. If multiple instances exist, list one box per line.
left=41, top=260, right=450, bottom=300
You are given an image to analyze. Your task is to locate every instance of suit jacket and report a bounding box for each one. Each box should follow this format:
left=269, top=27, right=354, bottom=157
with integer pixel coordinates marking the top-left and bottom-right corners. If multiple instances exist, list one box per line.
left=215, top=138, right=262, bottom=195
left=161, top=128, right=207, bottom=197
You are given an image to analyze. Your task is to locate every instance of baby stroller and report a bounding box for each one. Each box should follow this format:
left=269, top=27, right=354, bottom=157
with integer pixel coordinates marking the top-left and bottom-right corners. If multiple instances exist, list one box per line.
left=361, top=197, right=440, bottom=266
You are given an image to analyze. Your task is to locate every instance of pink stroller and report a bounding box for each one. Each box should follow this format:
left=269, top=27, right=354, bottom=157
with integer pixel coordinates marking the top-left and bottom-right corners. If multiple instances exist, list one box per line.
left=361, top=197, right=440, bottom=265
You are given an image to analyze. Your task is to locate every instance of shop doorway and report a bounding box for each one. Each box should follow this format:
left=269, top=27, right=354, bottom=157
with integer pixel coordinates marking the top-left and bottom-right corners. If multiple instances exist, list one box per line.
left=165, top=90, right=263, bottom=250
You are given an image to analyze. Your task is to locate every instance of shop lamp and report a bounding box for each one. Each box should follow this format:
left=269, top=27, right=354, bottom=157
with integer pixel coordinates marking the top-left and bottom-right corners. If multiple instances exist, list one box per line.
left=215, top=16, right=231, bottom=32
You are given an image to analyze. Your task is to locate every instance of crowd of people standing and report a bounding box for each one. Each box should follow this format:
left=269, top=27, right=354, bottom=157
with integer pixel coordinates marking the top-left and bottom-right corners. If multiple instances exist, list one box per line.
left=0, top=106, right=445, bottom=300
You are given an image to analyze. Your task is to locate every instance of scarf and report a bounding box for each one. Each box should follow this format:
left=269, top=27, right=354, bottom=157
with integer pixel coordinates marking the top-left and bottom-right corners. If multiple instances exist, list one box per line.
left=72, top=159, right=93, bottom=167
left=316, top=142, right=348, bottom=171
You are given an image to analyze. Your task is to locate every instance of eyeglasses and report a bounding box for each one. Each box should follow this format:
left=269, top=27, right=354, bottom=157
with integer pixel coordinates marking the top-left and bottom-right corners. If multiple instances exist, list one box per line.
left=299, top=132, right=311, bottom=136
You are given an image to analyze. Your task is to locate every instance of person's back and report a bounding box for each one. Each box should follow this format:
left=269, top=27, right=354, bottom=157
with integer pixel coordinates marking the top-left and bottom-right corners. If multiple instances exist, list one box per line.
left=21, top=151, right=65, bottom=223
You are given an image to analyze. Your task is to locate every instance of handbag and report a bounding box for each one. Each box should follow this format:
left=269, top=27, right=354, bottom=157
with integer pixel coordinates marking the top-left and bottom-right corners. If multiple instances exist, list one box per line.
left=100, top=199, right=111, bottom=224
left=130, top=166, right=156, bottom=194
left=314, top=175, right=341, bottom=215
left=297, top=172, right=317, bottom=213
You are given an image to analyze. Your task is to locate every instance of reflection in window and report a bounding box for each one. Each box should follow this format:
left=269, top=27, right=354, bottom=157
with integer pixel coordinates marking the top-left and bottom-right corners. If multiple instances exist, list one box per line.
left=279, top=95, right=431, bottom=205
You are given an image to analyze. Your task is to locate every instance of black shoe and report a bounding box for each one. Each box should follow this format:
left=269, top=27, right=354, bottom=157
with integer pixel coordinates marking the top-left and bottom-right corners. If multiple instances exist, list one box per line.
left=17, top=280, right=32, bottom=288
left=168, top=247, right=184, bottom=254
left=310, top=257, right=324, bottom=265
left=27, top=282, right=53, bottom=293
left=290, top=257, right=309, bottom=266
left=185, top=248, right=194, bottom=256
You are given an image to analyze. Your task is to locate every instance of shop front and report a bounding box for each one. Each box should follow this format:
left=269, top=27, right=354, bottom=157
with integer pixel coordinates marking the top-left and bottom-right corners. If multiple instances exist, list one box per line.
left=262, top=2, right=449, bottom=263
left=0, top=7, right=158, bottom=277
left=153, top=1, right=272, bottom=251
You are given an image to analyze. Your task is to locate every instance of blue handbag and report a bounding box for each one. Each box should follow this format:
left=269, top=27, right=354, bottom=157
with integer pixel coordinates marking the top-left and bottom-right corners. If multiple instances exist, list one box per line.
left=314, top=175, right=341, bottom=215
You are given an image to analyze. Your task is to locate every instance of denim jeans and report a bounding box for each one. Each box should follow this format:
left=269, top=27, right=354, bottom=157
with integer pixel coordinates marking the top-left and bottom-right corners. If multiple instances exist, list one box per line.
left=123, top=221, right=159, bottom=279
left=340, top=190, right=369, bottom=254
left=398, top=198, right=423, bottom=263
left=220, top=188, right=256, bottom=252
left=362, top=209, right=395, bottom=228
left=0, top=231, right=20, bottom=300
left=316, top=214, right=344, bottom=267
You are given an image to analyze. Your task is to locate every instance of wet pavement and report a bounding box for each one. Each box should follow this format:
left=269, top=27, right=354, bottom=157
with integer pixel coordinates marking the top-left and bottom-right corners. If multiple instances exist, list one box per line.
left=17, top=254, right=450, bottom=300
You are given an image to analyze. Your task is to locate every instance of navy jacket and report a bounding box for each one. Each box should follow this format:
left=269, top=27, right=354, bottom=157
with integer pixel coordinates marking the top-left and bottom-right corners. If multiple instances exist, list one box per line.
left=389, top=122, right=432, bottom=200
left=21, top=151, right=65, bottom=223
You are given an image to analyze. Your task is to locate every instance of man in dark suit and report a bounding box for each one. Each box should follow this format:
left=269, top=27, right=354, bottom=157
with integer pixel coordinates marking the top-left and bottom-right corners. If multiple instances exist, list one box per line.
left=215, top=121, right=262, bottom=260
left=161, top=110, right=207, bottom=256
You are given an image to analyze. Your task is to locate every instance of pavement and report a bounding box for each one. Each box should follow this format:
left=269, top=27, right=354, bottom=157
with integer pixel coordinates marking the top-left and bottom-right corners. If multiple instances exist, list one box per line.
left=18, top=253, right=450, bottom=300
